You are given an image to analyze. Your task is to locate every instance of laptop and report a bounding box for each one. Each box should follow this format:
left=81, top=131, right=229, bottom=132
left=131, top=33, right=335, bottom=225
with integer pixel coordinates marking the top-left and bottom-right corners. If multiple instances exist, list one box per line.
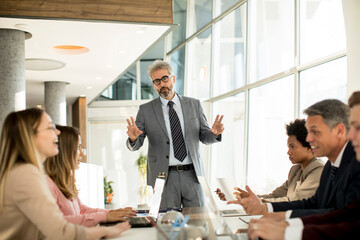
left=198, top=176, right=246, bottom=217
left=101, top=176, right=165, bottom=228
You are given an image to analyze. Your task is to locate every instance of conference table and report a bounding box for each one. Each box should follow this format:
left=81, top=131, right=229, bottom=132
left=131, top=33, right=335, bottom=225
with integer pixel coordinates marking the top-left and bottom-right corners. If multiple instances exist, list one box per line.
left=110, top=207, right=252, bottom=240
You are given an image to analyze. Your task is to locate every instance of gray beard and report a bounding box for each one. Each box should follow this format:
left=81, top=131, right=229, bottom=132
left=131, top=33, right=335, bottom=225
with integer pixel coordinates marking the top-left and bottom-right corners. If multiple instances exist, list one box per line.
left=159, top=88, right=173, bottom=98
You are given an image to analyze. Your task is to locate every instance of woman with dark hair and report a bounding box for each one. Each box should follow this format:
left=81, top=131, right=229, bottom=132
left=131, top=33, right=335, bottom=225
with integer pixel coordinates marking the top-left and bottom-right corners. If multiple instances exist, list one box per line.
left=217, top=119, right=324, bottom=202
left=44, top=125, right=136, bottom=227
left=0, top=108, right=130, bottom=239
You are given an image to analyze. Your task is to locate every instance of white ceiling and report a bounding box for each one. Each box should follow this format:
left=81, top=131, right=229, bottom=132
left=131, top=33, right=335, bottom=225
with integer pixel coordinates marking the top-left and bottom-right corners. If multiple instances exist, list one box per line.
left=0, top=17, right=172, bottom=107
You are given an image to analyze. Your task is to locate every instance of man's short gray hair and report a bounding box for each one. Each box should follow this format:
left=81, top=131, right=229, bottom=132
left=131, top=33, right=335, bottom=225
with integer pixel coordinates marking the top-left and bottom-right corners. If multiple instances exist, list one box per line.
left=303, top=99, right=349, bottom=131
left=147, top=60, right=173, bottom=79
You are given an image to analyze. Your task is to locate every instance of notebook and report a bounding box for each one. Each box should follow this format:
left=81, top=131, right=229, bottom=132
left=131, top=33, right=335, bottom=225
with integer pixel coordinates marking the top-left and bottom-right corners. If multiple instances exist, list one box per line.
left=101, top=176, right=165, bottom=228
left=198, top=176, right=246, bottom=217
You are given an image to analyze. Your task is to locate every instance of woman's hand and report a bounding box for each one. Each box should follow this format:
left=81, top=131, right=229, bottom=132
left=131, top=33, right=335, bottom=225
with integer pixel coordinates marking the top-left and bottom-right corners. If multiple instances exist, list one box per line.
left=106, top=208, right=137, bottom=222
left=102, top=222, right=131, bottom=239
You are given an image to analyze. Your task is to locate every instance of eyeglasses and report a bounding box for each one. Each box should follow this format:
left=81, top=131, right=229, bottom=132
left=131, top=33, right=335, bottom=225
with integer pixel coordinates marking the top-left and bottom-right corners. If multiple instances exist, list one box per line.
left=152, top=75, right=172, bottom=85
left=37, top=123, right=57, bottom=133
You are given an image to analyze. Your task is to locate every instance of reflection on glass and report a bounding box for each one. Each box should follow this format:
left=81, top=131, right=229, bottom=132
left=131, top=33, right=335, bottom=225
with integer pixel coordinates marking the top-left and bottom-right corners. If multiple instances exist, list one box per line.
left=98, top=65, right=137, bottom=101
left=214, top=0, right=241, bottom=18
left=300, top=0, right=346, bottom=64
left=211, top=93, right=245, bottom=188
left=247, top=76, right=294, bottom=194
left=168, top=0, right=187, bottom=51
left=186, top=27, right=211, bottom=100
left=213, top=4, right=246, bottom=97
left=170, top=46, right=185, bottom=95
left=187, top=0, right=212, bottom=36
left=299, top=57, right=347, bottom=116
left=141, top=60, right=158, bottom=100
left=248, top=0, right=294, bottom=83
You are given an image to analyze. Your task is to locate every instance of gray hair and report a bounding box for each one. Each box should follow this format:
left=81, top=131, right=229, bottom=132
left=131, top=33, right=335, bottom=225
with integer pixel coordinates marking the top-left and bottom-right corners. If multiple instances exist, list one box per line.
left=303, top=99, right=349, bottom=131
left=147, top=60, right=173, bottom=79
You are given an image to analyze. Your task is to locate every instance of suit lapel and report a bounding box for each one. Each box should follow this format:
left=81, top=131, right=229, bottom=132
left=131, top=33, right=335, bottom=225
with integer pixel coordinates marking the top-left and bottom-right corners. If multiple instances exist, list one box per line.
left=152, top=97, right=169, bottom=138
left=326, top=142, right=353, bottom=206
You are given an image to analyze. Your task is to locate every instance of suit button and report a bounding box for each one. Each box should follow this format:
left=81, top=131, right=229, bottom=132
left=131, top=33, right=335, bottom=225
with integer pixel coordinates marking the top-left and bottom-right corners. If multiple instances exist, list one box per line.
left=166, top=155, right=169, bottom=159
left=166, top=141, right=169, bottom=144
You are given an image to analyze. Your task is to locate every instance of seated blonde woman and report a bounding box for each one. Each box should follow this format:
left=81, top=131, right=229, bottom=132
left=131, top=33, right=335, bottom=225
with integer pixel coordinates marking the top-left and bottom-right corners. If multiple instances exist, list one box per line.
left=44, top=125, right=137, bottom=227
left=217, top=119, right=325, bottom=203
left=0, top=108, right=129, bottom=239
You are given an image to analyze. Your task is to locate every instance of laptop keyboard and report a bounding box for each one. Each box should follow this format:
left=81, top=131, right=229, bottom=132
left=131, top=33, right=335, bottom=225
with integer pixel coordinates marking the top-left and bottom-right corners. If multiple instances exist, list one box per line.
left=129, top=217, right=151, bottom=225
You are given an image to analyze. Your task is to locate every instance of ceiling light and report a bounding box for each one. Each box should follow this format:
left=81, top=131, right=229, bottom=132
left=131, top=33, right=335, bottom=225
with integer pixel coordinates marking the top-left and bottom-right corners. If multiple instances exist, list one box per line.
left=118, top=50, right=126, bottom=54
left=25, top=58, right=66, bottom=71
left=87, top=86, right=93, bottom=89
left=135, top=27, right=146, bottom=34
left=106, top=65, right=112, bottom=68
left=53, top=45, right=89, bottom=54
left=96, top=77, right=102, bottom=80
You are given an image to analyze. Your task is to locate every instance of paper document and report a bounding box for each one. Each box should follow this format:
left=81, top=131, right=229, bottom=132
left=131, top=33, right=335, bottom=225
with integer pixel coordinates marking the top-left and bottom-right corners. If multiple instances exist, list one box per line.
left=217, top=178, right=238, bottom=201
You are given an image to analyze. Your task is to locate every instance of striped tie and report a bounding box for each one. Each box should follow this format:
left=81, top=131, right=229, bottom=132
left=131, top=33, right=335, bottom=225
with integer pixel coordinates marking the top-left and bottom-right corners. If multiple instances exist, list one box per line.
left=168, top=101, right=187, bottom=162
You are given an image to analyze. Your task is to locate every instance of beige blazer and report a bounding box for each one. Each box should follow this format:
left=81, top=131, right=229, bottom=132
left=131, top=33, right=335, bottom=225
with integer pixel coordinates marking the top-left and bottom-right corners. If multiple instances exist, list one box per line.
left=0, top=163, right=86, bottom=240
left=260, top=158, right=325, bottom=202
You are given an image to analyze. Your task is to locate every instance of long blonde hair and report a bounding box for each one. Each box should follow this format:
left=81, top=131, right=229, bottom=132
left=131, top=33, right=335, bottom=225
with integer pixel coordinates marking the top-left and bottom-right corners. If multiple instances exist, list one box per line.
left=44, top=125, right=79, bottom=199
left=0, top=108, right=44, bottom=210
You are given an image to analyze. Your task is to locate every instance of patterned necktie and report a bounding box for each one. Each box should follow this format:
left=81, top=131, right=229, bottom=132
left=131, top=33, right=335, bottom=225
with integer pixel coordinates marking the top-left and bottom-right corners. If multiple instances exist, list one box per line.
left=168, top=101, right=187, bottom=162
left=330, top=166, right=338, bottom=185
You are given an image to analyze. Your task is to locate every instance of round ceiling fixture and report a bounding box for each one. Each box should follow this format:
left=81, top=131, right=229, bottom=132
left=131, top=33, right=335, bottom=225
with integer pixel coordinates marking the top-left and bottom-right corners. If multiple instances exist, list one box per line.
left=53, top=45, right=89, bottom=54
left=25, top=58, right=66, bottom=71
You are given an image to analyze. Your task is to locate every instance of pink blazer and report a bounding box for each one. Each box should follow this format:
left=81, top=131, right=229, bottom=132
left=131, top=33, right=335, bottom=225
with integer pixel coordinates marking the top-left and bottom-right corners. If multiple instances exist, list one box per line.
left=46, top=176, right=110, bottom=227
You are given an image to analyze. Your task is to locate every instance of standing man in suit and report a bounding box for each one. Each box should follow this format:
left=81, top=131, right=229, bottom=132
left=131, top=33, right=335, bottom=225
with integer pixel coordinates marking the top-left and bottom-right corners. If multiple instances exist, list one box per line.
left=126, top=60, right=224, bottom=209
left=247, top=91, right=360, bottom=240
left=231, top=99, right=360, bottom=219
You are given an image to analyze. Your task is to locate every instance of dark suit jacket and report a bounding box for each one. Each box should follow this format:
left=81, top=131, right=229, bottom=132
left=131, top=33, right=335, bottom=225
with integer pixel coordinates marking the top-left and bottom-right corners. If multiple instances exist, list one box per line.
left=126, top=95, right=221, bottom=187
left=271, top=142, right=360, bottom=217
left=301, top=197, right=360, bottom=239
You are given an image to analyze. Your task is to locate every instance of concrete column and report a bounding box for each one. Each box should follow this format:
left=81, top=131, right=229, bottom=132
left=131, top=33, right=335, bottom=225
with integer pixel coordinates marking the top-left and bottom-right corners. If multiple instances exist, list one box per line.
left=343, top=0, right=360, bottom=96
left=0, top=29, right=27, bottom=131
left=45, top=81, right=67, bottom=125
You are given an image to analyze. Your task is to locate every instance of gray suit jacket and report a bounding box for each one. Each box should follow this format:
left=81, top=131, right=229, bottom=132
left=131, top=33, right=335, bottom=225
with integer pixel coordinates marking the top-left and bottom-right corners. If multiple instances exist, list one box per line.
left=126, top=95, right=221, bottom=187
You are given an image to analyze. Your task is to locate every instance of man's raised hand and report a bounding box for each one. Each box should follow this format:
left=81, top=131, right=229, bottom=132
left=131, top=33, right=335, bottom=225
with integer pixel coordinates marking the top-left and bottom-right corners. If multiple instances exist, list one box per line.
left=126, top=116, right=143, bottom=142
left=211, top=114, right=224, bottom=136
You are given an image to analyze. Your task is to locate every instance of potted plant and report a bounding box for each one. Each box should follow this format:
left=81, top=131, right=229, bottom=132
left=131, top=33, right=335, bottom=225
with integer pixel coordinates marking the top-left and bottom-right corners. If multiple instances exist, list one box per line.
left=136, top=153, right=148, bottom=208
left=103, top=176, right=114, bottom=205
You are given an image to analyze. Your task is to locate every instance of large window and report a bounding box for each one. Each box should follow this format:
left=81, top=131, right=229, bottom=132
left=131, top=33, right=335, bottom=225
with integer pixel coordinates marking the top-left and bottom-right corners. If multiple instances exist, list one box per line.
left=187, top=0, right=212, bottom=36
left=210, top=93, right=246, bottom=187
left=248, top=0, right=294, bottom=83
left=299, top=0, right=346, bottom=63
left=213, top=4, right=246, bottom=97
left=299, top=57, right=347, bottom=115
left=169, top=45, right=186, bottom=96
left=247, top=76, right=294, bottom=193
left=186, top=27, right=212, bottom=100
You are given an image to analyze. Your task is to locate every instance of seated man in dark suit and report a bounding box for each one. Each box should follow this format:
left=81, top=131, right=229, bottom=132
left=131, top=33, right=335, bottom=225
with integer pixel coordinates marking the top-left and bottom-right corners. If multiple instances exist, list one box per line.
left=247, top=91, right=360, bottom=240
left=231, top=98, right=360, bottom=219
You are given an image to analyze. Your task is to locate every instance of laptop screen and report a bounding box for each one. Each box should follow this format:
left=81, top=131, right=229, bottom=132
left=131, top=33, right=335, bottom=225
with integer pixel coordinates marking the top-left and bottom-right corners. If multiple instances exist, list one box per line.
left=148, top=177, right=166, bottom=219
